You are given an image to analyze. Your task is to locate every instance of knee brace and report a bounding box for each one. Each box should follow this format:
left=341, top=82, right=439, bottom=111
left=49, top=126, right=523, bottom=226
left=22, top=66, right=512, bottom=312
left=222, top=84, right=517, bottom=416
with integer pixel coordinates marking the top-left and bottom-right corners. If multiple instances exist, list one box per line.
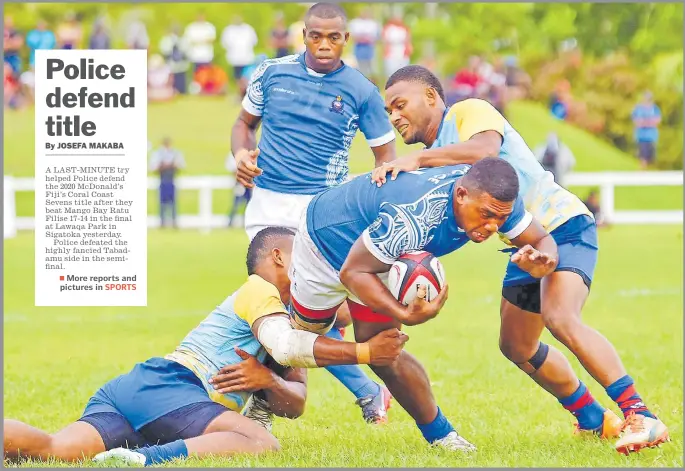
left=514, top=342, right=550, bottom=375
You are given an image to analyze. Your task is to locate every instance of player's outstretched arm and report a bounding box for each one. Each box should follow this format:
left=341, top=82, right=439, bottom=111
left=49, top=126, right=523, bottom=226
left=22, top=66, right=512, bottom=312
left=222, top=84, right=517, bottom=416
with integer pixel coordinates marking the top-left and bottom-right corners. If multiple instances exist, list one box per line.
left=339, top=237, right=449, bottom=326
left=209, top=347, right=308, bottom=419
left=231, top=109, right=263, bottom=188
left=371, top=131, right=502, bottom=185
left=248, top=314, right=408, bottom=369
left=509, top=217, right=559, bottom=279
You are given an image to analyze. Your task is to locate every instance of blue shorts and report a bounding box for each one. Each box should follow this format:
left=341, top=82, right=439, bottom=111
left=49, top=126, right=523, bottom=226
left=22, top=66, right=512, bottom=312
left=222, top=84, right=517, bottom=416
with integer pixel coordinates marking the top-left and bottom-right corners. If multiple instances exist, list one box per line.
left=78, top=357, right=227, bottom=449
left=502, top=215, right=598, bottom=288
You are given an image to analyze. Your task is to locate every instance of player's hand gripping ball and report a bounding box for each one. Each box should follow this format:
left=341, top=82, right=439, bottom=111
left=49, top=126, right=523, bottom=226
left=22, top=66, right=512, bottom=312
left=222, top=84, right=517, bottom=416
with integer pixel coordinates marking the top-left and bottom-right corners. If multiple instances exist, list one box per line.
left=387, top=251, right=446, bottom=305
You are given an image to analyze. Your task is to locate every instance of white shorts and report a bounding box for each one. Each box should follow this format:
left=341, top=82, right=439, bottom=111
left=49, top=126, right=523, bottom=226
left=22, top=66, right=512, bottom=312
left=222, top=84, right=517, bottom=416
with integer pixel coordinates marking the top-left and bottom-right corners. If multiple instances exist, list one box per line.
left=289, top=217, right=393, bottom=324
left=244, top=187, right=315, bottom=241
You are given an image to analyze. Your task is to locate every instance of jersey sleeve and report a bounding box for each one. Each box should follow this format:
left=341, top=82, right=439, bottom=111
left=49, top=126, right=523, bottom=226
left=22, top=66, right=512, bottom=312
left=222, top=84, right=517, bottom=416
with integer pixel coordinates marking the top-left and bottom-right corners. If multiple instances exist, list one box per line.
left=498, top=196, right=533, bottom=240
left=449, top=98, right=506, bottom=141
left=233, top=275, right=288, bottom=327
left=361, top=202, right=430, bottom=264
left=241, top=61, right=271, bottom=116
left=359, top=87, right=395, bottom=148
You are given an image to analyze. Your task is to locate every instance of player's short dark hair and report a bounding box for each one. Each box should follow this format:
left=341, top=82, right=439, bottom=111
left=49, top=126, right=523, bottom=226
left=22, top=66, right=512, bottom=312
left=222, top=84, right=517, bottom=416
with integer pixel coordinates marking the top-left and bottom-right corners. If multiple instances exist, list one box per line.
left=246, top=227, right=296, bottom=275
left=461, top=157, right=519, bottom=202
left=385, top=65, right=445, bottom=103
left=305, top=2, right=347, bottom=26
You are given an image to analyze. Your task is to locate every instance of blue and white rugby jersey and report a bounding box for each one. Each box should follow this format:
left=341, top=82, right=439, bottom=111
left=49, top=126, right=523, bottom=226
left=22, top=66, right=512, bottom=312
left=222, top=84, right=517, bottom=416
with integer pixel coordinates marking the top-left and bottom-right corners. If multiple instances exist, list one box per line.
left=242, top=54, right=395, bottom=195
left=306, top=165, right=532, bottom=271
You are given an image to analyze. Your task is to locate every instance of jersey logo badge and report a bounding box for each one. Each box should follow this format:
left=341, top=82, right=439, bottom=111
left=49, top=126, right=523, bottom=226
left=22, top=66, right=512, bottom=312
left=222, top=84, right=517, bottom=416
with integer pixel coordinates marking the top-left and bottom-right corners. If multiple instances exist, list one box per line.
left=330, top=95, right=344, bottom=114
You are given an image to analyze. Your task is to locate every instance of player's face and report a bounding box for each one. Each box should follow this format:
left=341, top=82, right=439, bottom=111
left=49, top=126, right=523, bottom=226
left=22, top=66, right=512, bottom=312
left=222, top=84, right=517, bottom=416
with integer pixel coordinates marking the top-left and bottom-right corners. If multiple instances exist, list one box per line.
left=454, top=188, right=513, bottom=243
left=304, top=16, right=349, bottom=72
left=385, top=82, right=435, bottom=145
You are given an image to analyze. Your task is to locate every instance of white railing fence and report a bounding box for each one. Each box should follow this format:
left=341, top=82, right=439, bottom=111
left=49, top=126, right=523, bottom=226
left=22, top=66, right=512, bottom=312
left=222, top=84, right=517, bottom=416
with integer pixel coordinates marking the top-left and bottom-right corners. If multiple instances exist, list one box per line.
left=4, top=171, right=683, bottom=238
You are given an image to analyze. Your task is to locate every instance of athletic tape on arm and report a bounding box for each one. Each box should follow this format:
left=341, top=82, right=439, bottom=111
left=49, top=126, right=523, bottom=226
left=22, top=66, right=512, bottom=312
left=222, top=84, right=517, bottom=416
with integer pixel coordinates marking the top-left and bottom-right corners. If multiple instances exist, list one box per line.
left=257, top=316, right=319, bottom=368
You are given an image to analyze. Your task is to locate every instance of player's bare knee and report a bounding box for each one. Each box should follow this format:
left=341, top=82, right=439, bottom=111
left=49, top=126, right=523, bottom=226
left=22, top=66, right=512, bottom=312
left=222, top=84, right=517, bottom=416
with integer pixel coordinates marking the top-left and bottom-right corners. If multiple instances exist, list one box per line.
left=499, top=336, right=537, bottom=364
left=544, top=312, right=583, bottom=348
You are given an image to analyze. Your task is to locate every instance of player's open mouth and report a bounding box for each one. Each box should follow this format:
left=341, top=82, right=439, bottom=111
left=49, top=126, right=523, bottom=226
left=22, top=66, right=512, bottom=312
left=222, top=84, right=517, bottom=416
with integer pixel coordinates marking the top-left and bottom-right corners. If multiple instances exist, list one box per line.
left=398, top=124, right=409, bottom=135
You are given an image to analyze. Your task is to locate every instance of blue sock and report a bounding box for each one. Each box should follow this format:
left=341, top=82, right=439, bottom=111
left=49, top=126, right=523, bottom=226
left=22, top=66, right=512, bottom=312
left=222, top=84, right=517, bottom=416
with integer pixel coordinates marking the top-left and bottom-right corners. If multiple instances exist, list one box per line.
left=416, top=407, right=455, bottom=443
left=606, top=375, right=656, bottom=419
left=559, top=382, right=606, bottom=431
left=136, top=439, right=188, bottom=466
left=324, top=328, right=381, bottom=399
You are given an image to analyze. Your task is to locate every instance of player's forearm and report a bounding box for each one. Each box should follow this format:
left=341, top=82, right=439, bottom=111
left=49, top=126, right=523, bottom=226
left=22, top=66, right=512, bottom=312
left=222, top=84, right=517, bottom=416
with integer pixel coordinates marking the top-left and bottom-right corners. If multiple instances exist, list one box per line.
left=340, top=270, right=407, bottom=323
left=263, top=375, right=307, bottom=418
left=533, top=234, right=558, bottom=265
left=231, top=118, right=257, bottom=156
left=417, top=141, right=497, bottom=168
left=312, top=336, right=371, bottom=367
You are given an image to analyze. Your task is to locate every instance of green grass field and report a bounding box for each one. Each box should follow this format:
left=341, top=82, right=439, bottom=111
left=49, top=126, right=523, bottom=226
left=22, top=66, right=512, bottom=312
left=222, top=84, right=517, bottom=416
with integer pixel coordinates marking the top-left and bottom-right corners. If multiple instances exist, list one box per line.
left=4, top=225, right=683, bottom=468
left=4, top=96, right=683, bottom=467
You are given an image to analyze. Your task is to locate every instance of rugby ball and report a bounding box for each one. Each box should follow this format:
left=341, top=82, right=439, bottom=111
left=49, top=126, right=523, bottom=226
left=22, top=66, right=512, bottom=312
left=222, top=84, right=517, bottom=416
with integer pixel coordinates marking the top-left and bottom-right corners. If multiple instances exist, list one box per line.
left=387, top=251, right=446, bottom=305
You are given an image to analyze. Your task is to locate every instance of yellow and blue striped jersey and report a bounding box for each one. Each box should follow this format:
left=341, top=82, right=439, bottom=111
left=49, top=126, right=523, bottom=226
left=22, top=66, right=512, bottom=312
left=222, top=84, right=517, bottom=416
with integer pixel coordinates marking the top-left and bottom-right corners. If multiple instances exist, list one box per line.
left=165, top=275, right=287, bottom=411
left=432, top=98, right=593, bottom=240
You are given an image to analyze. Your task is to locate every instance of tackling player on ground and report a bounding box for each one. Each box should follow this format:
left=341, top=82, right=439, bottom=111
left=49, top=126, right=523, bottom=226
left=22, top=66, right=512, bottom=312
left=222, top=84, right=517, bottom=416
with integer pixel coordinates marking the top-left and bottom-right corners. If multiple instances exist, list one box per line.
left=373, top=65, right=670, bottom=454
left=230, top=2, right=397, bottom=427
left=288, top=157, right=560, bottom=451
left=4, top=228, right=408, bottom=466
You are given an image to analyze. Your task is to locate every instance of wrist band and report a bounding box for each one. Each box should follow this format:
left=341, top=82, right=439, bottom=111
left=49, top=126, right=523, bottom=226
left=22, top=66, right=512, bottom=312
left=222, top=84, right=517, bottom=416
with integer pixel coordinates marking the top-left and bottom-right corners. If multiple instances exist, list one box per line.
left=356, top=343, right=371, bottom=364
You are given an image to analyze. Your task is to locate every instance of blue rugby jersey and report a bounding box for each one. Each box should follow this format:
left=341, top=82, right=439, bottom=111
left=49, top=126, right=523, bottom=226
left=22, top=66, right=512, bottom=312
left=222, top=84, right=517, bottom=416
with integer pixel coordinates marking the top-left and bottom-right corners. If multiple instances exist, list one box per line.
left=242, top=54, right=395, bottom=195
left=306, top=165, right=532, bottom=271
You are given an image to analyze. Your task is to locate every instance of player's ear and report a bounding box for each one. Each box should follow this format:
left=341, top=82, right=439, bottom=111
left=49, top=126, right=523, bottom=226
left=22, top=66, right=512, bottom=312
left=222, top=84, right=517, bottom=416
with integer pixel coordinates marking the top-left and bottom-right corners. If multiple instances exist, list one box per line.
left=272, top=248, right=285, bottom=268
left=425, top=87, right=437, bottom=107
left=344, top=32, right=350, bottom=44
left=455, top=186, right=468, bottom=205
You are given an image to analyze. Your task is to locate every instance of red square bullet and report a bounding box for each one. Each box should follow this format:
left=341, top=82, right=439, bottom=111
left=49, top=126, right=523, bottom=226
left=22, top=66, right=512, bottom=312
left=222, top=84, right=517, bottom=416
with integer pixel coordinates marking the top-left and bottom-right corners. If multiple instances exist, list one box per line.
left=59, top=276, right=64, bottom=281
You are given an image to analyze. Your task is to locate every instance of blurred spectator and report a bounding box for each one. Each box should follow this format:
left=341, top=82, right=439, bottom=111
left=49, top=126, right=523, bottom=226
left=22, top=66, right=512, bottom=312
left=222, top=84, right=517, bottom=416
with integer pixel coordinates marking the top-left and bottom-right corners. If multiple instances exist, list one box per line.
left=288, top=20, right=306, bottom=54
left=125, top=17, right=149, bottom=49
left=447, top=56, right=485, bottom=105
left=381, top=16, right=412, bottom=78
left=631, top=90, right=662, bottom=170
left=225, top=153, right=253, bottom=228
left=549, top=80, right=571, bottom=120
left=503, top=55, right=531, bottom=100
left=486, top=56, right=508, bottom=114
left=160, top=24, right=189, bottom=95
left=191, top=64, right=228, bottom=96
left=583, top=190, right=607, bottom=227
left=237, top=53, right=267, bottom=98
left=533, top=132, right=576, bottom=186
left=20, top=68, right=35, bottom=104
left=26, top=20, right=56, bottom=69
left=270, top=13, right=291, bottom=58
left=184, top=13, right=216, bottom=71
left=4, top=62, right=22, bottom=109
left=56, top=12, right=83, bottom=49
left=221, top=16, right=258, bottom=84
left=4, top=16, right=24, bottom=75
left=149, top=137, right=185, bottom=229
left=349, top=8, right=380, bottom=81
left=147, top=54, right=175, bottom=102
left=88, top=18, right=111, bottom=50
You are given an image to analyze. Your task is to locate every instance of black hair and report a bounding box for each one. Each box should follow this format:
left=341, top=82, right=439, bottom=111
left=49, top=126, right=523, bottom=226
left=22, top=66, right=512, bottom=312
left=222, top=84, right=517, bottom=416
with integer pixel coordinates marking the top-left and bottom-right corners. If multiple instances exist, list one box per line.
left=305, top=2, right=347, bottom=25
left=246, top=227, right=296, bottom=275
left=461, top=157, right=519, bottom=202
left=385, top=65, right=445, bottom=103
